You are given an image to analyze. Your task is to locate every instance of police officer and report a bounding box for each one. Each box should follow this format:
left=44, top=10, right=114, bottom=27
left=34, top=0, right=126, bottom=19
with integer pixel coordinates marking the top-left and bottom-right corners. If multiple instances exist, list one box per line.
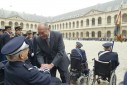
left=14, top=26, right=22, bottom=37
left=71, top=42, right=89, bottom=75
left=98, top=42, right=119, bottom=70
left=25, top=30, right=37, bottom=66
left=0, top=26, right=12, bottom=61
left=1, top=36, right=52, bottom=85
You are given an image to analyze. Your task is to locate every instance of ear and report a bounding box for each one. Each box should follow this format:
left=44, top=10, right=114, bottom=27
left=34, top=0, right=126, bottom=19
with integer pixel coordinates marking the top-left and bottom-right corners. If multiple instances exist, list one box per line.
left=19, top=54, right=24, bottom=60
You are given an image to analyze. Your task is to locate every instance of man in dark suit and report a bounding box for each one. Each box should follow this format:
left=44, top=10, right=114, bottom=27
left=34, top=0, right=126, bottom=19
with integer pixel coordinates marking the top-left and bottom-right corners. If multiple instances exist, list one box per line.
left=36, top=23, right=70, bottom=83
left=124, top=71, right=127, bottom=85
left=98, top=42, right=119, bottom=70
left=71, top=42, right=88, bottom=75
left=1, top=36, right=63, bottom=85
left=0, top=26, right=12, bottom=61
left=14, top=26, right=22, bottom=37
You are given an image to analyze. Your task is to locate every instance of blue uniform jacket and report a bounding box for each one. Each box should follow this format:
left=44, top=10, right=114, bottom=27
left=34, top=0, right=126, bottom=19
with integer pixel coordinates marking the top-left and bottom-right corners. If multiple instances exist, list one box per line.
left=98, top=51, right=119, bottom=70
left=4, top=61, right=51, bottom=85
left=71, top=48, right=87, bottom=62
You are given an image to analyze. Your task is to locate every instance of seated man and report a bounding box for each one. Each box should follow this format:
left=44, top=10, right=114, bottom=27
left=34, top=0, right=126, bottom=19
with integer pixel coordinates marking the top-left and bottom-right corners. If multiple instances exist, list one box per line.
left=98, top=42, right=119, bottom=71
left=1, top=36, right=61, bottom=85
left=71, top=42, right=88, bottom=75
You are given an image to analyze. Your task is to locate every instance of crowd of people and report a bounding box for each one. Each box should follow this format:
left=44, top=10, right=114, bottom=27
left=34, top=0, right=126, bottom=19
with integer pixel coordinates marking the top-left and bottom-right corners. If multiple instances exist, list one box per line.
left=0, top=23, right=126, bottom=85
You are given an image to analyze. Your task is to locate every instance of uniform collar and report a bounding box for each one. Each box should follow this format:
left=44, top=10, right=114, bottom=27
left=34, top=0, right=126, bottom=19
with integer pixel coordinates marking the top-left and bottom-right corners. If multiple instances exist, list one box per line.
left=9, top=61, right=25, bottom=66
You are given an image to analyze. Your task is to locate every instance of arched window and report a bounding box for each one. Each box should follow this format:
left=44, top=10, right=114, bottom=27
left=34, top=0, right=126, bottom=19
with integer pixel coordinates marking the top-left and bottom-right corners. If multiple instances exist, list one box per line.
left=81, top=20, right=83, bottom=27
left=86, top=19, right=89, bottom=26
left=26, top=23, right=29, bottom=28
left=107, top=31, right=111, bottom=37
left=1, top=21, right=4, bottom=27
left=9, top=21, right=13, bottom=27
left=20, top=23, right=23, bottom=28
left=15, top=22, right=18, bottom=27
left=81, top=32, right=83, bottom=37
left=31, top=24, right=33, bottom=29
left=86, top=32, right=89, bottom=37
left=92, top=31, right=95, bottom=38
left=98, top=17, right=102, bottom=25
left=73, top=32, right=75, bottom=37
left=35, top=24, right=37, bottom=29
left=69, top=22, right=71, bottom=28
left=92, top=18, right=95, bottom=26
left=122, top=13, right=127, bottom=23
left=107, top=16, right=111, bottom=24
left=63, top=23, right=64, bottom=29
left=69, top=33, right=71, bottom=38
left=66, top=23, right=68, bottom=29
left=66, top=33, right=68, bottom=38
left=98, top=31, right=101, bottom=38
left=73, top=22, right=75, bottom=28
left=76, top=21, right=79, bottom=28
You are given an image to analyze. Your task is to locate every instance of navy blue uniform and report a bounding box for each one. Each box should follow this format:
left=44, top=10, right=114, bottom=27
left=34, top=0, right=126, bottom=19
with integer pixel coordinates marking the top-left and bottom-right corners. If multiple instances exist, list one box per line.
left=98, top=51, right=119, bottom=70
left=5, top=61, right=51, bottom=85
left=71, top=48, right=87, bottom=62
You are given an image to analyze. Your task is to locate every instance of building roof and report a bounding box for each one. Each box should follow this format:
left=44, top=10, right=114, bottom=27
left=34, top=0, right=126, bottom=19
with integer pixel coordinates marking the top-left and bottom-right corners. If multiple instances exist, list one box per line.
left=51, top=0, right=127, bottom=22
left=0, top=0, right=126, bottom=23
left=0, top=9, right=49, bottom=22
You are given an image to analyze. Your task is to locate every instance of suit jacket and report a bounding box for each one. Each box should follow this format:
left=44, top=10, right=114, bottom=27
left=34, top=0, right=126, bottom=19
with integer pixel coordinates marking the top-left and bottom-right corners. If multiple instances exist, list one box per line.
left=71, top=48, right=87, bottom=62
left=124, top=71, right=127, bottom=85
left=36, top=31, right=69, bottom=71
left=98, top=51, right=119, bottom=70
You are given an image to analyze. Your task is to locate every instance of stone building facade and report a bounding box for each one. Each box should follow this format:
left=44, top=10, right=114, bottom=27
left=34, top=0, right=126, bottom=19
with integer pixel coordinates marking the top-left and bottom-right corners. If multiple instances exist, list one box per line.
left=49, top=0, right=127, bottom=39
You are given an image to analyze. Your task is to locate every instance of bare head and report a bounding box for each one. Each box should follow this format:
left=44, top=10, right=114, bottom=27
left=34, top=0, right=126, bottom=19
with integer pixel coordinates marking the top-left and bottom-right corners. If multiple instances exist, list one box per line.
left=37, top=23, right=50, bottom=39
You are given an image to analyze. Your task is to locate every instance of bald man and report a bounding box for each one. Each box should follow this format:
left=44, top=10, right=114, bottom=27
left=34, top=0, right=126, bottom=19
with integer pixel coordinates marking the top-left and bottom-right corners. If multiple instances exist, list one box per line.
left=36, top=23, right=70, bottom=83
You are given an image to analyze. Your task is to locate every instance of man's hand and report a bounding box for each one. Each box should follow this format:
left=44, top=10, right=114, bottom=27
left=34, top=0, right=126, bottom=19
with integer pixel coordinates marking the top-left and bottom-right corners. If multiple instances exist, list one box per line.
left=40, top=64, right=54, bottom=70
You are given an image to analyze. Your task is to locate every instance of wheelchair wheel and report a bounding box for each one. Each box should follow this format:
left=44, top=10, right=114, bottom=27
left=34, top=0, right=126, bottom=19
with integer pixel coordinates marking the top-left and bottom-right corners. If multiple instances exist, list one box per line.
left=109, top=72, right=116, bottom=85
left=88, top=70, right=95, bottom=85
left=77, top=76, right=85, bottom=85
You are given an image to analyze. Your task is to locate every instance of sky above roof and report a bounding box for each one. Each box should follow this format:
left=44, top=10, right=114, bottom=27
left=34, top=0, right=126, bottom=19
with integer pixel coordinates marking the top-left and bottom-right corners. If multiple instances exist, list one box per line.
left=0, top=0, right=113, bottom=17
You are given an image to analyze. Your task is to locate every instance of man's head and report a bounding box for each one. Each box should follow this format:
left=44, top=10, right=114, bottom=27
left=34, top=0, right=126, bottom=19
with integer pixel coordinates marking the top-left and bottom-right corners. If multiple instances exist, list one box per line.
left=76, top=42, right=83, bottom=48
left=15, top=26, right=22, bottom=35
left=102, top=42, right=113, bottom=51
left=1, top=36, right=29, bottom=62
left=27, top=30, right=33, bottom=39
left=5, top=26, right=12, bottom=34
left=37, top=23, right=50, bottom=39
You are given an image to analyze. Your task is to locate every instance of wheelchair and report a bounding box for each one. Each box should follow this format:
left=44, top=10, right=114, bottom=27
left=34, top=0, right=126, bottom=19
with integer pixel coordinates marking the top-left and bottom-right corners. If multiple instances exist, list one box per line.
left=88, top=59, right=117, bottom=85
left=68, top=53, right=89, bottom=85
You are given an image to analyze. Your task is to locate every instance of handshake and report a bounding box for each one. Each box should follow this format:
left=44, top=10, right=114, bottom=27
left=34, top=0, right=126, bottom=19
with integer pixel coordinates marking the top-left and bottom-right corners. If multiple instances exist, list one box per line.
left=39, top=63, right=54, bottom=72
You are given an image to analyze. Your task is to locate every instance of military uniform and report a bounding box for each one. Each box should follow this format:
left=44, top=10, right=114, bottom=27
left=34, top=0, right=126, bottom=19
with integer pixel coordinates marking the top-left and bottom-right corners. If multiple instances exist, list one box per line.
left=14, top=26, right=22, bottom=37
left=71, top=42, right=88, bottom=74
left=1, top=36, right=58, bottom=85
left=0, top=26, right=12, bottom=61
left=98, top=42, right=119, bottom=70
